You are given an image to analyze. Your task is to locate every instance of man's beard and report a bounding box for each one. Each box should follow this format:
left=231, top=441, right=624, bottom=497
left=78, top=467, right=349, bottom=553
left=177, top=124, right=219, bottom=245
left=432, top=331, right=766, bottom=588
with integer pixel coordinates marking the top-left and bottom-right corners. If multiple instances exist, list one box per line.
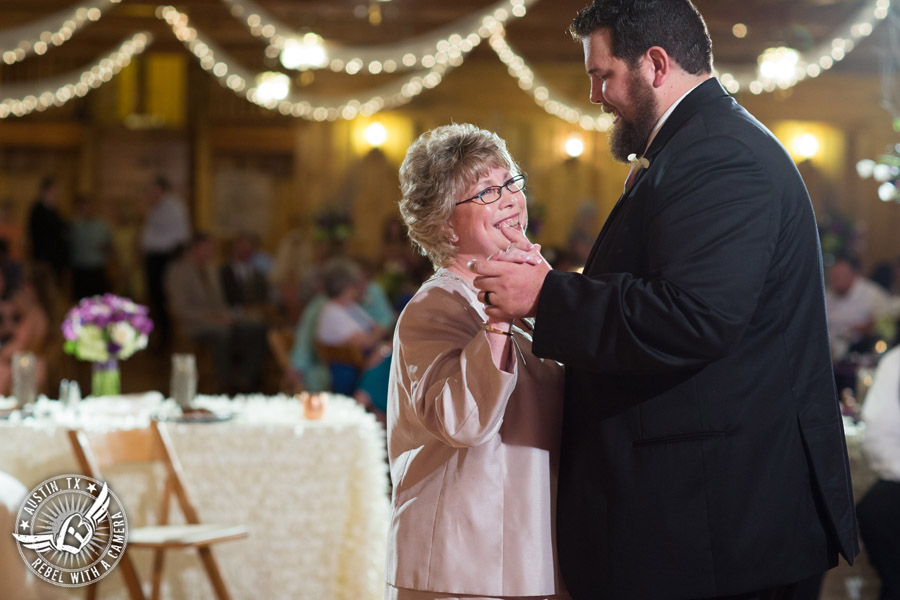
left=608, top=70, right=659, bottom=162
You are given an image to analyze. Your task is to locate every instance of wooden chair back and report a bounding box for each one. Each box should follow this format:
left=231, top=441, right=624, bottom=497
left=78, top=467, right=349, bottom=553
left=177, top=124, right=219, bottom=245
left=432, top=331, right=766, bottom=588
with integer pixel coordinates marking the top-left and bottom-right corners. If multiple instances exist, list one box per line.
left=314, top=342, right=366, bottom=369
left=67, top=421, right=244, bottom=600
left=267, top=327, right=295, bottom=372
left=68, top=422, right=202, bottom=526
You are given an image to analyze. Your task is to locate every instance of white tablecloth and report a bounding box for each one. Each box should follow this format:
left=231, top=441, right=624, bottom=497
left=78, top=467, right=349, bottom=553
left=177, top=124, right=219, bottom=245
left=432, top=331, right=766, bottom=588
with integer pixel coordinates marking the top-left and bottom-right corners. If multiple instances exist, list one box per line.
left=843, top=418, right=878, bottom=500
left=0, top=393, right=389, bottom=600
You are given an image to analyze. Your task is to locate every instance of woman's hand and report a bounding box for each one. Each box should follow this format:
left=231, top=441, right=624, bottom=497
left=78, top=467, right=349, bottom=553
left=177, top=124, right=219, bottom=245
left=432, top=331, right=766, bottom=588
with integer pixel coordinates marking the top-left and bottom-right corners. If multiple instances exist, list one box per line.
left=471, top=225, right=552, bottom=319
left=487, top=224, right=546, bottom=266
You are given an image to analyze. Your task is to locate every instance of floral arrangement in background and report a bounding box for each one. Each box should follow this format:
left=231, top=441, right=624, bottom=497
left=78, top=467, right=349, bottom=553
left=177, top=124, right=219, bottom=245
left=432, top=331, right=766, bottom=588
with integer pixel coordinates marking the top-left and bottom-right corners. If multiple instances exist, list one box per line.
left=817, top=210, right=864, bottom=262
left=314, top=207, right=353, bottom=242
left=856, top=142, right=900, bottom=202
left=62, top=294, right=154, bottom=363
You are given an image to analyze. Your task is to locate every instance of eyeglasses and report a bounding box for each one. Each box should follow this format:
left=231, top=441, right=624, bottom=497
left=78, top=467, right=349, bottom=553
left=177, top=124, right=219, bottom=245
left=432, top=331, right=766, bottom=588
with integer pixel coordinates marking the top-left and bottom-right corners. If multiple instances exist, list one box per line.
left=455, top=174, right=526, bottom=206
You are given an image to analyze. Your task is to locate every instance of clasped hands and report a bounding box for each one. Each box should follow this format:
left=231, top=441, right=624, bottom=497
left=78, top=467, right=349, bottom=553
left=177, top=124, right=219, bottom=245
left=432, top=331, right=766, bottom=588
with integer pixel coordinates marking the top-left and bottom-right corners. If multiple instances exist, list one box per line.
left=469, top=225, right=551, bottom=319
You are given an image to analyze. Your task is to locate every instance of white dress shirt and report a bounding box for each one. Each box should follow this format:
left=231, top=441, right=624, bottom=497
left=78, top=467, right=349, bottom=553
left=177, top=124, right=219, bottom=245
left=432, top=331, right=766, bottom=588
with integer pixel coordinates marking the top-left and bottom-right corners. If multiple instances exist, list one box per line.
left=641, top=79, right=706, bottom=157
left=826, top=276, right=890, bottom=359
left=140, top=193, right=190, bottom=253
left=862, top=345, right=900, bottom=481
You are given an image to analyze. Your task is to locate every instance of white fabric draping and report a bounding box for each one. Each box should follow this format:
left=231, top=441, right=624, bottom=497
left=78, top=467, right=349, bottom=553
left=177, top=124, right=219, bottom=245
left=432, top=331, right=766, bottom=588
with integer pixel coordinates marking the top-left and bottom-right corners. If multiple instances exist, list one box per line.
left=844, top=418, right=879, bottom=500
left=0, top=393, right=389, bottom=600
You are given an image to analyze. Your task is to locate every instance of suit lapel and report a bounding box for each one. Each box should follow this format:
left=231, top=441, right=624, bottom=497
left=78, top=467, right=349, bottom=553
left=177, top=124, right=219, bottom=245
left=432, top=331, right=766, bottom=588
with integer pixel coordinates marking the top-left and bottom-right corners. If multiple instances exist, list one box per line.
left=585, top=188, right=629, bottom=267
left=584, top=78, right=729, bottom=270
left=644, top=78, right=728, bottom=162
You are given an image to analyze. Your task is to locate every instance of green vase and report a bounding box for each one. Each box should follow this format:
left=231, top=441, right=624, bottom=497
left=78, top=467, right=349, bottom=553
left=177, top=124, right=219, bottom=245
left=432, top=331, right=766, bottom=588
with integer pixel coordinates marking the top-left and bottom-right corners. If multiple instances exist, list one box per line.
left=91, top=360, right=121, bottom=397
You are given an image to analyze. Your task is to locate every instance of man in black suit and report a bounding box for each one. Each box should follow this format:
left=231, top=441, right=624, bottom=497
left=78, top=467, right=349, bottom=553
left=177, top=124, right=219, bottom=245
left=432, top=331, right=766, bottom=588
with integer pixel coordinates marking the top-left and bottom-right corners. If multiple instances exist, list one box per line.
left=220, top=232, right=270, bottom=310
left=471, top=1, right=858, bottom=598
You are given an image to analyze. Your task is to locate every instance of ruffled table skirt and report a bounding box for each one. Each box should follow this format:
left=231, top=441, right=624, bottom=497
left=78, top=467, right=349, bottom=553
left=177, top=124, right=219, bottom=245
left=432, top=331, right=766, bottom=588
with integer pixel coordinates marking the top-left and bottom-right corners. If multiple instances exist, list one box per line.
left=0, top=393, right=389, bottom=599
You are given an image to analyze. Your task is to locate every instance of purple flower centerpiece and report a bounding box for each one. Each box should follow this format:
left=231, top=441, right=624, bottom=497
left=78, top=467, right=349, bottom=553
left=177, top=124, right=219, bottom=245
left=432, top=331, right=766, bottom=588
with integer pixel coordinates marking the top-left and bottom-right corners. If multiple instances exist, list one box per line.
left=62, top=294, right=154, bottom=397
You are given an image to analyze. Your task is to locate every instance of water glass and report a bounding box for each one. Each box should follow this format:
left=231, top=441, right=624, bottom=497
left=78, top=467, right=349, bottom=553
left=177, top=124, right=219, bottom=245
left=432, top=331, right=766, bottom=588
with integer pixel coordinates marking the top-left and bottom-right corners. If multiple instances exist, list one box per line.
left=12, top=351, right=36, bottom=409
left=171, top=353, right=197, bottom=409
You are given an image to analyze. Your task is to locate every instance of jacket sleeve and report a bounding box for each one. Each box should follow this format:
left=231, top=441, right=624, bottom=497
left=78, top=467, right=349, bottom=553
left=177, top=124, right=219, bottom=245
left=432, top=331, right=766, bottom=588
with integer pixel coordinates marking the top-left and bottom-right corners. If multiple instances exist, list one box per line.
left=394, top=286, right=517, bottom=447
left=533, top=136, right=780, bottom=374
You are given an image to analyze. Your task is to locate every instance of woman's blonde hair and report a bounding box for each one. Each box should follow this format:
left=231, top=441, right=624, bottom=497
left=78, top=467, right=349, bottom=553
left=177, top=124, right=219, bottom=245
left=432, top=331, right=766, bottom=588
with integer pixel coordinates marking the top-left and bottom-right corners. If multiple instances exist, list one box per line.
left=398, top=123, right=520, bottom=268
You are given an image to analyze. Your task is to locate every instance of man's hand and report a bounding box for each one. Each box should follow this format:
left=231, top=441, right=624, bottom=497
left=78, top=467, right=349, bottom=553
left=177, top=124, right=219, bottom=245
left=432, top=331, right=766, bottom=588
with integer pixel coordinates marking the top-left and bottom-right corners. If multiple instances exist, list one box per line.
left=470, top=226, right=551, bottom=319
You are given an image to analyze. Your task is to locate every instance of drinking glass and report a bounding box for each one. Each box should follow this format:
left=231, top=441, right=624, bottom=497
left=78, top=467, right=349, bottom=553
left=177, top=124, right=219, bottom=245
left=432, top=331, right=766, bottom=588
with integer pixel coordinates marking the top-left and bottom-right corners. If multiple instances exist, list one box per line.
left=171, top=353, right=197, bottom=409
left=12, top=351, right=36, bottom=409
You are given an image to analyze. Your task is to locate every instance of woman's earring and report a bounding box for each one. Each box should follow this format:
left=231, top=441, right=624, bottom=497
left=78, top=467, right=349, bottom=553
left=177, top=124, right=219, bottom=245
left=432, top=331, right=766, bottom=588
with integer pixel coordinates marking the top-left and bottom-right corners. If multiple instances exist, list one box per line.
left=450, top=233, right=459, bottom=243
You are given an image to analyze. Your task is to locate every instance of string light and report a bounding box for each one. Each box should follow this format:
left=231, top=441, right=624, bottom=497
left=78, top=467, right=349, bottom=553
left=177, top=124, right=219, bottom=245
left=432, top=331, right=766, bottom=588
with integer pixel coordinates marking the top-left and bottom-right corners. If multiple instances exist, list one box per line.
left=219, top=0, right=535, bottom=75
left=715, top=0, right=891, bottom=94
left=156, top=6, right=456, bottom=121
left=279, top=33, right=327, bottom=70
left=489, top=26, right=612, bottom=132
left=255, top=71, right=290, bottom=102
left=0, top=0, right=121, bottom=65
left=0, top=33, right=151, bottom=119
left=0, top=0, right=886, bottom=127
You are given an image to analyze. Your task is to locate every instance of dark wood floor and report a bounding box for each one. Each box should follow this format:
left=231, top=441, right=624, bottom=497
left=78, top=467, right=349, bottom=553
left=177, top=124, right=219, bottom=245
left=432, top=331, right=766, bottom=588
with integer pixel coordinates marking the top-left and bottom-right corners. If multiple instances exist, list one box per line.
left=821, top=553, right=881, bottom=600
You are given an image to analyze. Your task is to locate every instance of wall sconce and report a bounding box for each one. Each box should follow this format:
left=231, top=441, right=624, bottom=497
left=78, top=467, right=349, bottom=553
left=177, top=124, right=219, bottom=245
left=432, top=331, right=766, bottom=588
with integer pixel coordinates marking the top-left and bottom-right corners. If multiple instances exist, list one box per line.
left=364, top=122, right=388, bottom=148
left=565, top=134, right=584, bottom=158
left=791, top=133, right=820, bottom=161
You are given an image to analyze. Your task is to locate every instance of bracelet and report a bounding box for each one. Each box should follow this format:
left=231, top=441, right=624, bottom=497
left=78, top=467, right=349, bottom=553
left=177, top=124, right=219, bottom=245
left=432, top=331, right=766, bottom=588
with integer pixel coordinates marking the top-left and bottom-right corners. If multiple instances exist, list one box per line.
left=482, top=324, right=512, bottom=336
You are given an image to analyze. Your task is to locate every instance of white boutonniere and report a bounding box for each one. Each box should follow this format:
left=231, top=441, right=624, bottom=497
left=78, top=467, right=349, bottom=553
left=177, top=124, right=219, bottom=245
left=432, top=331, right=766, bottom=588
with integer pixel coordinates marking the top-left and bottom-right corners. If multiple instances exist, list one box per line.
left=627, top=153, right=651, bottom=170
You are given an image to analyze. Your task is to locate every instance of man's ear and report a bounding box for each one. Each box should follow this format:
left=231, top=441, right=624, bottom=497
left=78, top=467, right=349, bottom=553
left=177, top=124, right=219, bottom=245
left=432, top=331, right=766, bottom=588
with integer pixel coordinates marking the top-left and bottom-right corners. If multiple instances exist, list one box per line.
left=645, top=46, right=671, bottom=88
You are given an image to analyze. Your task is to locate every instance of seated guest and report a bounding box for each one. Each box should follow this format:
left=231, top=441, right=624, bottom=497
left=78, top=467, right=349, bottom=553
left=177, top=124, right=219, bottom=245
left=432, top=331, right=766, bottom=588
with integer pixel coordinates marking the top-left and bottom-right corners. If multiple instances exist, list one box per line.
left=0, top=239, right=22, bottom=300
left=165, top=233, right=267, bottom=394
left=248, top=233, right=273, bottom=277
left=826, top=256, right=890, bottom=359
left=270, top=228, right=318, bottom=327
left=858, top=344, right=900, bottom=600
left=357, top=258, right=396, bottom=331
left=290, top=293, right=330, bottom=393
left=315, top=257, right=391, bottom=412
left=220, top=232, right=270, bottom=313
left=0, top=277, right=50, bottom=396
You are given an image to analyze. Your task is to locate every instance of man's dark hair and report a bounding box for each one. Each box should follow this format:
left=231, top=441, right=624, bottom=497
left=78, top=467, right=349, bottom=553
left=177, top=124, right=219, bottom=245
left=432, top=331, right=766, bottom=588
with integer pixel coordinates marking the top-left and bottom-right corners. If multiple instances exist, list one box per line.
left=834, top=254, right=862, bottom=272
left=569, top=0, right=712, bottom=74
left=154, top=175, right=172, bottom=192
left=190, top=232, right=211, bottom=247
left=38, top=176, right=56, bottom=194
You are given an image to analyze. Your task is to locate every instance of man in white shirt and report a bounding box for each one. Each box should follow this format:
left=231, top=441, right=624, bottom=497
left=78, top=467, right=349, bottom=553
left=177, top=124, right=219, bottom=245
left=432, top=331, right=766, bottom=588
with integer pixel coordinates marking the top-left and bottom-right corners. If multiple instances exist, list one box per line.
left=826, top=257, right=890, bottom=360
left=140, top=176, right=190, bottom=350
left=859, top=345, right=900, bottom=599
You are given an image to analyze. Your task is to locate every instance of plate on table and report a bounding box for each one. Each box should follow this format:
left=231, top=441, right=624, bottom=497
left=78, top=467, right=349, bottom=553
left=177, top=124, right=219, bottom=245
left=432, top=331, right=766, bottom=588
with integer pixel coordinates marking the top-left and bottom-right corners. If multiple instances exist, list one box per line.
left=0, top=398, right=23, bottom=419
left=153, top=408, right=234, bottom=423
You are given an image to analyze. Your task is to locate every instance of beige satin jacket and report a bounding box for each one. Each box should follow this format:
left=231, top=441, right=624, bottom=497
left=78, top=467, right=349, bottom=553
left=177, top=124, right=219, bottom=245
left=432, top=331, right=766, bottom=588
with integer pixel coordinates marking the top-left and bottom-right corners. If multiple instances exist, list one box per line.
left=386, top=269, right=566, bottom=598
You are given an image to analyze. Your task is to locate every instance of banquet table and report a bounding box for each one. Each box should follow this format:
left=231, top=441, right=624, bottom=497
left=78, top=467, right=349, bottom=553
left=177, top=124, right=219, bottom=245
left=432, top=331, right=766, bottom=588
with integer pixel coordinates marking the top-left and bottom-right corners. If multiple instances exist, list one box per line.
left=0, top=393, right=390, bottom=600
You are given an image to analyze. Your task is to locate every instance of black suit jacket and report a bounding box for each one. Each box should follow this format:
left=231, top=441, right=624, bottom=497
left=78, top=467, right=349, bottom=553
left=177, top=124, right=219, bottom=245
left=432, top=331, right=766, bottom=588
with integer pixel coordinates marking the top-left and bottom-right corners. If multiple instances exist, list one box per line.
left=532, top=79, right=858, bottom=600
left=27, top=202, right=67, bottom=266
left=219, top=263, right=269, bottom=308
